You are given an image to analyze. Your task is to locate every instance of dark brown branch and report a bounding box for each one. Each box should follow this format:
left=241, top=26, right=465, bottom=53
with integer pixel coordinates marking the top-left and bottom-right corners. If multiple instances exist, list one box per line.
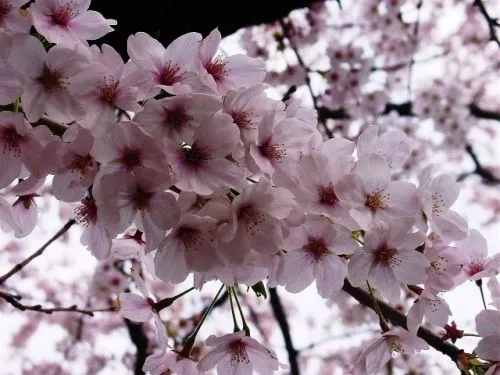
left=473, top=0, right=500, bottom=47
left=269, top=288, right=300, bottom=375
left=341, top=280, right=464, bottom=365
left=0, top=219, right=76, bottom=285
left=0, top=291, right=115, bottom=316
left=464, top=144, right=500, bottom=184
left=124, top=319, right=149, bottom=375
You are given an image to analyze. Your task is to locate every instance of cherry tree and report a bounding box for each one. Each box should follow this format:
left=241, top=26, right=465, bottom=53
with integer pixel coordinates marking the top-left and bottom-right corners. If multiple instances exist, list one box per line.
left=0, top=1, right=500, bottom=374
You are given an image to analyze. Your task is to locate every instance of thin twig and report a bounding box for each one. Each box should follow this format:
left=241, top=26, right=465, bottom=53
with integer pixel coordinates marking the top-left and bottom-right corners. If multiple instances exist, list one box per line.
left=0, top=219, right=76, bottom=285
left=0, top=291, right=114, bottom=316
left=279, top=18, right=333, bottom=139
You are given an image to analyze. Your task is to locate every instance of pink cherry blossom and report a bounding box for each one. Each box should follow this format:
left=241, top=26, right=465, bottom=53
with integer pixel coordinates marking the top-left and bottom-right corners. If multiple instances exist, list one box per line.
left=417, top=166, right=468, bottom=241
left=348, top=219, right=428, bottom=302
left=199, top=28, right=266, bottom=94
left=11, top=193, right=38, bottom=238
left=0, top=111, right=47, bottom=189
left=74, top=198, right=111, bottom=260
left=155, top=213, right=223, bottom=284
left=0, top=36, right=23, bottom=105
left=143, top=349, right=198, bottom=375
left=357, top=125, right=412, bottom=171
left=198, top=331, right=279, bottom=375
left=133, top=93, right=222, bottom=144
left=290, top=146, right=354, bottom=223
left=219, top=178, right=295, bottom=264
left=127, top=31, right=205, bottom=97
left=475, top=309, right=500, bottom=361
left=336, top=153, right=419, bottom=229
left=92, top=121, right=166, bottom=175
left=52, top=124, right=97, bottom=202
left=223, top=84, right=274, bottom=147
left=166, top=112, right=244, bottom=195
left=353, top=327, right=429, bottom=375
left=9, top=35, right=89, bottom=122
left=406, top=290, right=451, bottom=334
left=30, top=0, right=116, bottom=46
left=94, top=168, right=180, bottom=252
left=456, top=229, right=500, bottom=281
left=0, top=0, right=32, bottom=35
left=282, top=215, right=356, bottom=298
left=70, top=44, right=142, bottom=129
left=423, top=242, right=463, bottom=293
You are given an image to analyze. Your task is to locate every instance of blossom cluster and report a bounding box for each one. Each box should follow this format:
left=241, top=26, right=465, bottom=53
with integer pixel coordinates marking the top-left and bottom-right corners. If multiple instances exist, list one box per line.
left=0, top=1, right=499, bottom=374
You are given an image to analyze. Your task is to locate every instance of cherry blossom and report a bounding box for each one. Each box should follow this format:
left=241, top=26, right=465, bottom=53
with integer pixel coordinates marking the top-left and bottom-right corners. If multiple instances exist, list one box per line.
left=165, top=112, right=244, bottom=195
left=282, top=215, right=356, bottom=298
left=198, top=331, right=280, bottom=375
left=475, top=309, right=500, bottom=362
left=9, top=35, right=89, bottom=122
left=336, top=153, right=419, bottom=229
left=127, top=31, right=204, bottom=97
left=406, top=290, right=451, bottom=334
left=456, top=229, right=500, bottom=282
left=93, top=168, right=180, bottom=252
left=348, top=219, right=428, bottom=302
left=353, top=327, right=429, bottom=375
left=417, top=166, right=468, bottom=241
left=30, top=0, right=116, bottom=46
left=199, top=28, right=266, bottom=94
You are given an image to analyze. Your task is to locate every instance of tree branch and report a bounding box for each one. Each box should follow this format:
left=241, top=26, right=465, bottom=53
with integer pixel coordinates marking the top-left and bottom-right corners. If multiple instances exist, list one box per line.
left=341, top=280, right=464, bottom=365
left=473, top=0, right=500, bottom=47
left=124, top=319, right=149, bottom=375
left=0, top=219, right=76, bottom=285
left=269, top=287, right=300, bottom=375
left=0, top=291, right=114, bottom=316
left=464, top=144, right=500, bottom=184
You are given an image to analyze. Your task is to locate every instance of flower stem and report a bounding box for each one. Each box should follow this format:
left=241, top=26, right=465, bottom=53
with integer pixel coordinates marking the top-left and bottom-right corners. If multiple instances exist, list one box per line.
left=180, top=284, right=224, bottom=357
left=232, top=287, right=251, bottom=336
left=476, top=279, right=488, bottom=310
left=154, top=287, right=195, bottom=311
left=366, top=281, right=390, bottom=332
left=228, top=287, right=241, bottom=332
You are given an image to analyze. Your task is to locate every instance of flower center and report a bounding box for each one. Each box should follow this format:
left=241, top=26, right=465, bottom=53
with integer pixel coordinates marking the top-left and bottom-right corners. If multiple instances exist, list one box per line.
left=176, top=226, right=202, bottom=250
left=99, top=80, right=119, bottom=106
left=0, top=1, right=11, bottom=24
left=50, top=4, right=76, bottom=26
left=206, top=56, right=228, bottom=82
left=238, top=204, right=265, bottom=235
left=70, top=154, right=94, bottom=174
left=387, top=336, right=403, bottom=357
left=159, top=62, right=184, bottom=86
left=259, top=140, right=286, bottom=162
left=182, top=144, right=209, bottom=168
left=374, top=246, right=398, bottom=266
left=37, top=65, right=65, bottom=92
left=164, top=106, right=192, bottom=131
left=304, top=236, right=329, bottom=260
left=465, top=260, right=485, bottom=276
left=318, top=184, right=338, bottom=206
left=232, top=111, right=253, bottom=130
left=1, top=126, right=23, bottom=156
left=118, top=147, right=142, bottom=172
left=365, top=191, right=386, bottom=211
left=131, top=185, right=153, bottom=211
left=74, top=198, right=98, bottom=226
left=229, top=340, right=250, bottom=365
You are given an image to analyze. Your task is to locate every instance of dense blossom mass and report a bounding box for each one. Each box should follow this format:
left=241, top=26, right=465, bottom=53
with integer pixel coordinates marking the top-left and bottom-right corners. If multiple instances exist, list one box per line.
left=0, top=0, right=499, bottom=374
